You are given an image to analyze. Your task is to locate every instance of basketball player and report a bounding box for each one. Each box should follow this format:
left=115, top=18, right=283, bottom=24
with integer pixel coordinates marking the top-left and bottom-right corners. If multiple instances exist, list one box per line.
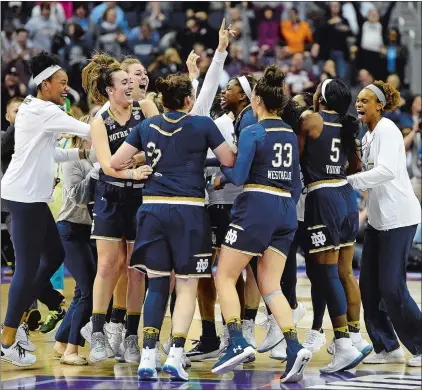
left=212, top=66, right=312, bottom=384
left=349, top=80, right=422, bottom=367
left=110, top=73, right=235, bottom=381
left=298, top=78, right=370, bottom=373
left=81, top=53, right=157, bottom=363
left=1, top=51, right=91, bottom=367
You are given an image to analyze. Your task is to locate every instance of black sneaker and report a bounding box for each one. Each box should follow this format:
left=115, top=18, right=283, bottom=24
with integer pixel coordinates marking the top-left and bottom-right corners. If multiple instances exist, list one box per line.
left=26, top=309, right=41, bottom=331
left=186, top=336, right=221, bottom=362
left=39, top=309, right=66, bottom=334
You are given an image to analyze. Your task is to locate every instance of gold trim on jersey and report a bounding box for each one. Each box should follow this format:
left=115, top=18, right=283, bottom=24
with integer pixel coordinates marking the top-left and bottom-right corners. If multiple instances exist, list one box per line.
left=194, top=253, right=213, bottom=257
left=309, top=245, right=340, bottom=254
left=142, top=196, right=205, bottom=206
left=149, top=123, right=182, bottom=136
left=266, top=127, right=293, bottom=132
left=323, top=121, right=342, bottom=127
left=221, top=245, right=262, bottom=257
left=175, top=273, right=212, bottom=279
left=163, top=113, right=187, bottom=123
left=243, top=184, right=291, bottom=197
left=307, top=224, right=326, bottom=231
left=268, top=246, right=287, bottom=259
left=229, top=223, right=244, bottom=231
left=339, top=241, right=355, bottom=248
left=91, top=235, right=123, bottom=242
left=129, top=264, right=171, bottom=276
left=234, top=105, right=251, bottom=124
left=107, top=105, right=133, bottom=125
left=307, top=178, right=348, bottom=193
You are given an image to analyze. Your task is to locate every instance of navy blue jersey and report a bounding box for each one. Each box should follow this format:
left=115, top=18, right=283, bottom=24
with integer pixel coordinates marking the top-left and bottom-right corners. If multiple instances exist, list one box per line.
left=101, top=101, right=145, bottom=155
left=222, top=119, right=301, bottom=200
left=126, top=111, right=225, bottom=199
left=301, top=111, right=347, bottom=186
left=233, top=105, right=256, bottom=146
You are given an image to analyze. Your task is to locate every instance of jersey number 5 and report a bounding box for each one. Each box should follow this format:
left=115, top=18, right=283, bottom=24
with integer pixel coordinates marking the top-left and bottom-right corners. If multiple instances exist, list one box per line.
left=330, top=138, right=341, bottom=163
left=272, top=143, right=292, bottom=168
left=147, top=142, right=162, bottom=168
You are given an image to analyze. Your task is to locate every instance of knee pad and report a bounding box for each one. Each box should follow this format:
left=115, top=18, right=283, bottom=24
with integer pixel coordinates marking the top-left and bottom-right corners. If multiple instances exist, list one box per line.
left=263, top=289, right=283, bottom=306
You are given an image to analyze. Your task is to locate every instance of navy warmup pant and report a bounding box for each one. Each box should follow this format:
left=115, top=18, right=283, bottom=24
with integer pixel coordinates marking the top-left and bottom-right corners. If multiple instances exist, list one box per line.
left=2, top=200, right=65, bottom=328
left=360, top=224, right=422, bottom=355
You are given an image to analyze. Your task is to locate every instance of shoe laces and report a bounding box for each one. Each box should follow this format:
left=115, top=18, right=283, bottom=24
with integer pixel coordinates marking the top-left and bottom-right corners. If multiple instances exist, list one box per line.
left=189, top=339, right=201, bottom=351
left=44, top=311, right=59, bottom=326
left=242, top=320, right=254, bottom=333
left=21, top=323, right=30, bottom=338
left=14, top=342, right=27, bottom=359
left=155, top=346, right=162, bottom=362
left=91, top=333, right=105, bottom=351
left=126, top=336, right=139, bottom=352
left=304, top=330, right=319, bottom=345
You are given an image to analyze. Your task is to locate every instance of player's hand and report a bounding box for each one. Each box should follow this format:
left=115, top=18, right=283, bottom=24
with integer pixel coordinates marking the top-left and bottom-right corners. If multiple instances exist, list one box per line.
left=119, top=158, right=137, bottom=170
left=186, top=50, right=200, bottom=81
left=133, top=151, right=146, bottom=166
left=132, top=165, right=153, bottom=180
left=213, top=175, right=223, bottom=190
left=217, top=18, right=236, bottom=53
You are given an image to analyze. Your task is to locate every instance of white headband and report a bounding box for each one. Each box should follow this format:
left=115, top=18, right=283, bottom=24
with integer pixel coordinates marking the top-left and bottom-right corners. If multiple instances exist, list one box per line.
left=237, top=76, right=252, bottom=100
left=365, top=84, right=386, bottom=106
left=33, top=65, right=62, bottom=86
left=321, top=78, right=333, bottom=102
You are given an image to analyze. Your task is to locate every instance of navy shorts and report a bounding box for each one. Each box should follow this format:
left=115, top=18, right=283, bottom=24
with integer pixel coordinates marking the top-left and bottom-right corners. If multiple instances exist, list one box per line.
left=130, top=204, right=212, bottom=278
left=304, top=183, right=358, bottom=254
left=222, top=192, right=297, bottom=258
left=207, top=204, right=232, bottom=249
left=91, top=180, right=143, bottom=242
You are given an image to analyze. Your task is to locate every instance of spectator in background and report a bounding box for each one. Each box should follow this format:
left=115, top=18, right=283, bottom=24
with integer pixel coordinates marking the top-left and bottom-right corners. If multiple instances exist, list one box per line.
left=1, top=67, right=27, bottom=131
left=313, top=2, right=351, bottom=83
left=94, top=6, right=127, bottom=59
left=280, top=7, right=313, bottom=55
left=242, top=46, right=264, bottom=73
left=352, top=2, right=397, bottom=81
left=90, top=1, right=129, bottom=34
left=61, top=23, right=90, bottom=96
left=31, top=1, right=66, bottom=26
left=385, top=27, right=408, bottom=83
left=284, top=52, right=314, bottom=95
left=319, top=59, right=337, bottom=83
left=257, top=6, right=280, bottom=53
left=68, top=3, right=89, bottom=32
left=147, top=47, right=184, bottom=87
left=2, top=2, right=30, bottom=29
left=2, top=28, right=38, bottom=86
left=176, top=17, right=208, bottom=60
left=2, top=97, right=23, bottom=174
left=225, top=43, right=245, bottom=77
left=25, top=3, right=62, bottom=52
left=127, top=22, right=160, bottom=66
left=386, top=73, right=412, bottom=108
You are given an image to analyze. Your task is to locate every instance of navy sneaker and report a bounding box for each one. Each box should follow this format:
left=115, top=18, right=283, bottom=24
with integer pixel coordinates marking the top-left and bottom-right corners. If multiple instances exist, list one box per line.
left=280, top=345, right=312, bottom=383
left=211, top=337, right=255, bottom=374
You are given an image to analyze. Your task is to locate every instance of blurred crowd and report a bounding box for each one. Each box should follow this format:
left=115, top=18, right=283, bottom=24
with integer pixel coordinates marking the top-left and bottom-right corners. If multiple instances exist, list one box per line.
left=1, top=1, right=421, bottom=268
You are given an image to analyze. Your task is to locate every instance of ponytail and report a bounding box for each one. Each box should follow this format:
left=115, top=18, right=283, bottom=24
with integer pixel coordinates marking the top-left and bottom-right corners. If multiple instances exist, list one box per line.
left=340, top=114, right=360, bottom=157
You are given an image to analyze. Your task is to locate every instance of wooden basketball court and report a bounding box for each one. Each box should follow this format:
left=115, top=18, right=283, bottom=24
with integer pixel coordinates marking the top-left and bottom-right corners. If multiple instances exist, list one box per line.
left=1, top=270, right=421, bottom=389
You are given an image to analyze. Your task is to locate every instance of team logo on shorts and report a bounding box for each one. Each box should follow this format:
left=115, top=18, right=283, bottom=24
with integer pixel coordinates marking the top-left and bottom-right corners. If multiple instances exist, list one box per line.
left=196, top=258, right=209, bottom=273
left=311, top=231, right=326, bottom=247
left=225, top=229, right=238, bottom=245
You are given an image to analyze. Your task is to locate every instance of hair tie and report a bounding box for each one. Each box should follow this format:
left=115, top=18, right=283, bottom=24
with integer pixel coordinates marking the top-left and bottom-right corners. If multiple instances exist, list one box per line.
left=237, top=76, right=252, bottom=100
left=33, top=65, right=62, bottom=86
left=365, top=84, right=386, bottom=107
left=321, top=78, right=333, bottom=102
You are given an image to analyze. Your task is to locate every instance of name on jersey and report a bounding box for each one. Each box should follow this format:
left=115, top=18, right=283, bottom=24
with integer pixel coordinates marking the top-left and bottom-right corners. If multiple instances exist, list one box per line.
left=268, top=170, right=292, bottom=180
left=326, top=165, right=341, bottom=174
left=108, top=128, right=133, bottom=142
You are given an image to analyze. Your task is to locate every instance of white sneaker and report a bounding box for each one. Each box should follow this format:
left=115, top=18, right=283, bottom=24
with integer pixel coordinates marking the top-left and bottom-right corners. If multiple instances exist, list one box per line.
left=407, top=354, right=422, bottom=367
left=16, top=323, right=36, bottom=352
left=292, top=302, right=307, bottom=326
left=219, top=326, right=229, bottom=353
left=121, top=335, right=141, bottom=363
left=363, top=347, right=405, bottom=364
left=303, top=329, right=326, bottom=353
left=182, top=351, right=191, bottom=368
left=80, top=319, right=92, bottom=344
left=155, top=342, right=162, bottom=371
left=138, top=347, right=158, bottom=381
left=104, top=322, right=124, bottom=356
left=350, top=332, right=373, bottom=357
left=242, top=320, right=256, bottom=349
left=320, top=338, right=364, bottom=373
left=270, top=339, right=287, bottom=361
left=1, top=341, right=36, bottom=367
left=90, top=332, right=108, bottom=362
left=163, top=346, right=189, bottom=381
left=258, top=314, right=284, bottom=353
left=327, top=338, right=335, bottom=355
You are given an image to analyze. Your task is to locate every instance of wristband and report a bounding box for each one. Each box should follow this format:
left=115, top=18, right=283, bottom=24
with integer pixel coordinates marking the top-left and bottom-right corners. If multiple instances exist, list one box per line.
left=127, top=169, right=134, bottom=180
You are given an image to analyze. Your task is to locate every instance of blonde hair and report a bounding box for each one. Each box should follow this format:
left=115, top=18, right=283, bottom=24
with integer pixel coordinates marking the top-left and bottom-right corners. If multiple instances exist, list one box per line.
left=71, top=114, right=92, bottom=148
left=146, top=92, right=164, bottom=113
left=82, top=53, right=121, bottom=105
left=121, top=56, right=142, bottom=72
left=70, top=105, right=84, bottom=119
left=373, top=80, right=401, bottom=112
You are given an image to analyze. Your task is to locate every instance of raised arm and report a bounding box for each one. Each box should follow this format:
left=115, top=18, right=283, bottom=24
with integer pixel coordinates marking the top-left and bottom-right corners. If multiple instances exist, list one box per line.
left=190, top=19, right=234, bottom=116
